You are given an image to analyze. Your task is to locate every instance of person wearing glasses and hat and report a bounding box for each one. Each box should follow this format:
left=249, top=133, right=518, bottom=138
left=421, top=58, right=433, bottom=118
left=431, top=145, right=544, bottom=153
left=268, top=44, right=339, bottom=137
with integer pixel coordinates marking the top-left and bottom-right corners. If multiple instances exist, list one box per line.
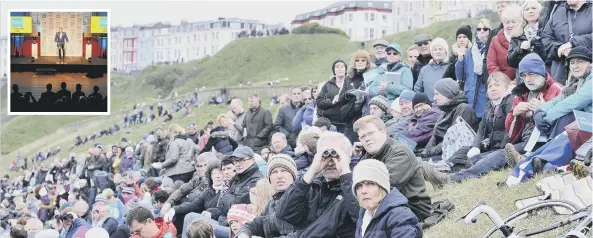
left=371, top=39, right=389, bottom=66
left=411, top=34, right=433, bottom=88
left=367, top=43, right=414, bottom=105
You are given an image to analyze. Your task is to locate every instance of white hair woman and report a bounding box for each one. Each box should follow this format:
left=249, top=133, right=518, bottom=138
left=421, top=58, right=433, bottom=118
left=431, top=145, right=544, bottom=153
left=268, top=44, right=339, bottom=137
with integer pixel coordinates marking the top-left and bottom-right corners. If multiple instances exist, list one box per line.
left=507, top=0, right=544, bottom=81
left=353, top=159, right=422, bottom=237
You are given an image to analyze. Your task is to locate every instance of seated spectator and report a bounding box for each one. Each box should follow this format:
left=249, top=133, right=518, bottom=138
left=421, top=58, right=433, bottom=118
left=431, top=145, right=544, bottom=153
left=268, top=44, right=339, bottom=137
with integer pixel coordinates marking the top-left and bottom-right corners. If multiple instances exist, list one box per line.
left=422, top=53, right=562, bottom=188
left=128, top=206, right=176, bottom=238
left=276, top=132, right=359, bottom=237
left=421, top=78, right=479, bottom=161
left=368, top=95, right=395, bottom=127
left=270, top=132, right=294, bottom=157
left=293, top=129, right=321, bottom=175
left=226, top=204, right=256, bottom=238
left=200, top=126, right=238, bottom=155
left=534, top=47, right=592, bottom=138
left=10, top=225, right=27, bottom=238
left=84, top=227, right=110, bottom=238
left=313, top=117, right=336, bottom=132
left=387, top=90, right=415, bottom=137
left=248, top=179, right=275, bottom=216
left=152, top=190, right=169, bottom=216
left=199, top=124, right=214, bottom=150
left=367, top=43, right=414, bottom=104
left=186, top=220, right=215, bottom=238
left=354, top=116, right=432, bottom=221
left=237, top=154, right=298, bottom=237
left=91, top=204, right=118, bottom=237
left=399, top=93, right=442, bottom=148
left=447, top=72, right=514, bottom=167
left=414, top=37, right=451, bottom=100
left=352, top=160, right=422, bottom=237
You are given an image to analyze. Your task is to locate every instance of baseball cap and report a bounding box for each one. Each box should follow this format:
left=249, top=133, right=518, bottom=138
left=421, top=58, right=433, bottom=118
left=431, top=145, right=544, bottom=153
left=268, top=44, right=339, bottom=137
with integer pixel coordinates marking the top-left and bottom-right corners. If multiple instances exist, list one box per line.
left=188, top=123, right=197, bottom=129
left=385, top=43, right=402, bottom=53
left=230, top=146, right=255, bottom=159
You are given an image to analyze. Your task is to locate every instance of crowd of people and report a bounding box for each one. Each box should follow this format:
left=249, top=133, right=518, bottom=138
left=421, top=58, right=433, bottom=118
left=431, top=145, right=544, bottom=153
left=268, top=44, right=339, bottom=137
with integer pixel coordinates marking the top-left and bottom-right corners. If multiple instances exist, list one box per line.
left=10, top=83, right=108, bottom=113
left=1, top=0, right=592, bottom=237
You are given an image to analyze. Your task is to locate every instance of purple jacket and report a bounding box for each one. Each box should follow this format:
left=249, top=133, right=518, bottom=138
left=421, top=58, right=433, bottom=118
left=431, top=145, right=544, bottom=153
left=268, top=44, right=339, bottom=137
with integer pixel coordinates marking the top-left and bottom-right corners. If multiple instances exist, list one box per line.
left=400, top=107, right=441, bottom=143
left=119, top=155, right=135, bottom=174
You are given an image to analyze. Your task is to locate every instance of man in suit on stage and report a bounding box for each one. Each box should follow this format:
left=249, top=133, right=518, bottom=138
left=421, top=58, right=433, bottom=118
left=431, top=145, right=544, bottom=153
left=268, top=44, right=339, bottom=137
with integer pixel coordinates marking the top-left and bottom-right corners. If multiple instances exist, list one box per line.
left=55, top=27, right=69, bottom=62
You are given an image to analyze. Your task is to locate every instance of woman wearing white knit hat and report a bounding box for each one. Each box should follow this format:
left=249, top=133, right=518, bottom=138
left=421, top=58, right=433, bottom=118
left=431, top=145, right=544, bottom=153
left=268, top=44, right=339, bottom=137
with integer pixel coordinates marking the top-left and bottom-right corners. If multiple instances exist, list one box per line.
left=352, top=159, right=422, bottom=238
left=414, top=37, right=452, bottom=101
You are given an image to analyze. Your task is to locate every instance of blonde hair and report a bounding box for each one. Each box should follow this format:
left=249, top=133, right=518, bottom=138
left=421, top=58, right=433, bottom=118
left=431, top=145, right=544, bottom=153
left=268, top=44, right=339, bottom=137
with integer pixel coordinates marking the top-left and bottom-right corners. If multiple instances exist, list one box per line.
left=348, top=50, right=375, bottom=75
left=249, top=179, right=275, bottom=216
left=521, top=0, right=542, bottom=19
left=407, top=45, right=418, bottom=52
left=216, top=114, right=230, bottom=127
left=168, top=123, right=185, bottom=135
left=353, top=115, right=387, bottom=133
left=477, top=18, right=491, bottom=29
left=488, top=71, right=512, bottom=86
left=102, top=188, right=115, bottom=200
left=501, top=4, right=523, bottom=22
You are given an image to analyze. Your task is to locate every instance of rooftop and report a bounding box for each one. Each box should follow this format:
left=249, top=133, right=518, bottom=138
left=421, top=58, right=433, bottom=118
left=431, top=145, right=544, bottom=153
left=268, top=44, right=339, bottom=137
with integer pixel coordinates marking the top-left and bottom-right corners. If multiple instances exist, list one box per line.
left=293, top=1, right=392, bottom=21
left=111, top=17, right=264, bottom=32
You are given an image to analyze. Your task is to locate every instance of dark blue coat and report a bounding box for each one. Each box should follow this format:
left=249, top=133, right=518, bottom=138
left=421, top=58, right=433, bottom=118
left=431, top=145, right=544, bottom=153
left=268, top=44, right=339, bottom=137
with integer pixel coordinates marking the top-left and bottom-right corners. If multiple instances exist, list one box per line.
left=355, top=189, right=422, bottom=238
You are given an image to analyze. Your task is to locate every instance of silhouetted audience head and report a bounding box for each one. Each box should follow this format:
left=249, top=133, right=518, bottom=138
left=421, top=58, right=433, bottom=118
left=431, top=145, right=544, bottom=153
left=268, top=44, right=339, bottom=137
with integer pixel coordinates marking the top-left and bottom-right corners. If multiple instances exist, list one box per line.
left=46, top=83, right=52, bottom=91
left=61, top=82, right=67, bottom=89
left=11, top=83, right=106, bottom=113
left=12, top=84, right=19, bottom=92
left=93, top=86, right=99, bottom=93
left=76, top=84, right=82, bottom=91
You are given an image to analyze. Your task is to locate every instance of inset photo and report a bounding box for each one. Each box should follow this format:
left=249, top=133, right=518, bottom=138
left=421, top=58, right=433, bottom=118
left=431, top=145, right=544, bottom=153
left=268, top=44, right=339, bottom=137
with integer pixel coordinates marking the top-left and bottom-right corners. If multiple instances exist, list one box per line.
left=8, top=10, right=109, bottom=115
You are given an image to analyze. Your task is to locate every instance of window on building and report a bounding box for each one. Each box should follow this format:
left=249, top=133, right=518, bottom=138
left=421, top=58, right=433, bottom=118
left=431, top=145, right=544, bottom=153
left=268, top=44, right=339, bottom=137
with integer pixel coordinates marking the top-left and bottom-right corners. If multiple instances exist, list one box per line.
left=187, top=48, right=189, bottom=57
left=382, top=29, right=387, bottom=36
left=349, top=2, right=355, bottom=7
left=197, top=47, right=199, bottom=56
left=397, top=7, right=400, bottom=15
left=204, top=47, right=207, bottom=55
left=168, top=38, right=171, bottom=45
left=365, top=12, right=369, bottom=21
left=438, top=2, right=442, bottom=10
left=204, top=34, right=207, bottom=41
left=367, top=2, right=373, bottom=7
left=212, top=32, right=215, bottom=39
left=216, top=32, right=219, bottom=39
left=364, top=28, right=368, bottom=40
left=194, top=35, right=197, bottom=41
left=211, top=46, right=215, bottom=54
left=349, top=13, right=353, bottom=21
left=383, top=14, right=388, bottom=22
left=369, top=28, right=374, bottom=39
left=330, top=18, right=334, bottom=26
left=210, top=23, right=214, bottom=28
left=370, top=13, right=375, bottom=21
left=383, top=2, right=389, bottom=8
left=422, top=15, right=425, bottom=25
left=348, top=28, right=352, bottom=36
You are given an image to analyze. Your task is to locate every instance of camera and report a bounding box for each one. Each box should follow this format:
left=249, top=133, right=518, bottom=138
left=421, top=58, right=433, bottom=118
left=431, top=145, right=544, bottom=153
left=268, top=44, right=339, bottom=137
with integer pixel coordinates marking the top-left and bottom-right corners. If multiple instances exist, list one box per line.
left=322, top=149, right=338, bottom=159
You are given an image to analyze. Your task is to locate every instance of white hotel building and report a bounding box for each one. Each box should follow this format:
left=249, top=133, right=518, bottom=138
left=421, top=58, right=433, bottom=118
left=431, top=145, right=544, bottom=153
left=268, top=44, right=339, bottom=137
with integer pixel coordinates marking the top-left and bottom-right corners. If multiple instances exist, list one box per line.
left=110, top=18, right=271, bottom=72
left=292, top=1, right=393, bottom=42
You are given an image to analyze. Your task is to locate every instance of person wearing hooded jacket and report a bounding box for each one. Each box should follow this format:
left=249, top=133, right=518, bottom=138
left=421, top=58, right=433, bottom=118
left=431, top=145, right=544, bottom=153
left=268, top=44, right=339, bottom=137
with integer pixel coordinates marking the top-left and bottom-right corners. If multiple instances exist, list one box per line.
left=366, top=43, right=413, bottom=104
left=151, top=124, right=197, bottom=183
left=346, top=50, right=375, bottom=117
left=414, top=38, right=451, bottom=101
left=353, top=160, right=422, bottom=238
left=422, top=53, right=562, bottom=188
left=316, top=60, right=360, bottom=141
left=455, top=25, right=488, bottom=119
left=200, top=126, right=238, bottom=156
left=421, top=78, right=479, bottom=159
left=541, top=0, right=592, bottom=85
left=507, top=1, right=545, bottom=76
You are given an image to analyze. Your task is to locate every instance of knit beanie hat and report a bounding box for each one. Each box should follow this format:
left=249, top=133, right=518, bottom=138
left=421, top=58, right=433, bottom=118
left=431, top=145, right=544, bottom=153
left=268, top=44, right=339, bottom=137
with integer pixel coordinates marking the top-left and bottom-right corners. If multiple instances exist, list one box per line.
left=266, top=154, right=297, bottom=181
left=412, top=93, right=432, bottom=107
left=369, top=95, right=390, bottom=113
left=430, top=38, right=449, bottom=56
left=332, top=60, right=347, bottom=76
left=227, top=204, right=256, bottom=225
left=433, top=78, right=460, bottom=99
left=352, top=159, right=391, bottom=197
left=34, top=229, right=59, bottom=238
left=518, top=53, right=546, bottom=77
left=456, top=25, right=473, bottom=42
left=297, top=130, right=320, bottom=153
left=94, top=195, right=108, bottom=204
left=85, top=228, right=110, bottom=238
left=399, top=90, right=416, bottom=102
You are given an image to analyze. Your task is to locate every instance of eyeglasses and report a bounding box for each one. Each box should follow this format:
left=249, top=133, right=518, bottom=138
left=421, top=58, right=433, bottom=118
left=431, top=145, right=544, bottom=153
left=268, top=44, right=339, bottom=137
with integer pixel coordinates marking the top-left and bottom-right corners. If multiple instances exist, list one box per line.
left=416, top=41, right=430, bottom=47
left=359, top=130, right=378, bottom=141
left=304, top=98, right=313, bottom=101
left=231, top=157, right=252, bottom=163
left=477, top=28, right=490, bottom=32
left=387, top=52, right=399, bottom=56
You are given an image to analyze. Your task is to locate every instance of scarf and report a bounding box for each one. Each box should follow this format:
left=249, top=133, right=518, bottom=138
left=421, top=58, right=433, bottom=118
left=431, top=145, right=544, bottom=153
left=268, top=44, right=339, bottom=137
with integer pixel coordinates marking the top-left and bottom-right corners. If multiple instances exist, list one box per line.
left=504, top=30, right=512, bottom=43
left=471, top=43, right=485, bottom=75
left=524, top=22, right=538, bottom=41
left=562, top=65, right=592, bottom=98
left=212, top=184, right=225, bottom=193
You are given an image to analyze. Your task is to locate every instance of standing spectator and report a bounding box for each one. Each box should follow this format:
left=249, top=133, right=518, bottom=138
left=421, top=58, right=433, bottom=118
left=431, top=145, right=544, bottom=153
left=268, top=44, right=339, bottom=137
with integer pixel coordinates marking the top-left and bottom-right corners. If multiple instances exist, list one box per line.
left=119, top=147, right=136, bottom=174
left=414, top=38, right=450, bottom=100
left=542, top=0, right=592, bottom=84
left=371, top=40, right=388, bottom=66
left=352, top=160, right=422, bottom=237
left=316, top=60, right=359, bottom=141
left=507, top=0, right=545, bottom=80
left=199, top=123, right=214, bottom=151
left=407, top=46, right=421, bottom=85
left=354, top=116, right=432, bottom=221
left=275, top=87, right=302, bottom=148
left=187, top=123, right=200, bottom=145
left=347, top=50, right=375, bottom=90
left=487, top=6, right=520, bottom=81
left=292, top=89, right=316, bottom=134
left=242, top=93, right=274, bottom=153
left=229, top=99, right=246, bottom=144
left=368, top=43, right=414, bottom=104
left=483, top=0, right=513, bottom=79
left=455, top=25, right=488, bottom=119
left=200, top=125, right=238, bottom=156
left=411, top=34, right=433, bottom=85
left=275, top=132, right=359, bottom=237
left=151, top=124, right=197, bottom=183
left=150, top=126, right=169, bottom=177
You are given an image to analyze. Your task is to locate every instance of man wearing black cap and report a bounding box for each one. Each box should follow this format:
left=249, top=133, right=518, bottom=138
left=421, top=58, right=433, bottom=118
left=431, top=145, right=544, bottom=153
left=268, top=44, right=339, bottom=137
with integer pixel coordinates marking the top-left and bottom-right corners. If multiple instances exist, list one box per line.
left=371, top=39, right=389, bottom=66
left=218, top=146, right=263, bottom=225
left=399, top=93, right=442, bottom=147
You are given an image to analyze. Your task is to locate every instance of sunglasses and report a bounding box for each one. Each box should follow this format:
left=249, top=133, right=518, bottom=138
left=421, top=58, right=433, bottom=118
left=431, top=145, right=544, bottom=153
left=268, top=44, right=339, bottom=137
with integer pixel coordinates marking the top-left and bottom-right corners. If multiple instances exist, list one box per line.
left=387, top=52, right=399, bottom=56
left=416, top=41, right=429, bottom=46
left=477, top=28, right=490, bottom=32
left=355, top=59, right=367, bottom=62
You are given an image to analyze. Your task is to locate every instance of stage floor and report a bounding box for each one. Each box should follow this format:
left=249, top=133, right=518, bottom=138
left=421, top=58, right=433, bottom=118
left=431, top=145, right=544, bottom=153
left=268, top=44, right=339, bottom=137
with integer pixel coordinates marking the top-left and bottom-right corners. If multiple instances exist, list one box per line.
left=10, top=72, right=108, bottom=101
left=11, top=56, right=107, bottom=65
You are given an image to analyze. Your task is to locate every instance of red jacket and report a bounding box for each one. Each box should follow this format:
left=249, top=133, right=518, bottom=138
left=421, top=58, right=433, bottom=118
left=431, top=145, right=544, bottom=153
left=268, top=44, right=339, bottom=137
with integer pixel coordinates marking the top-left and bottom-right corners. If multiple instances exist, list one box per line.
left=132, top=217, right=177, bottom=238
left=487, top=30, right=517, bottom=81
left=505, top=74, right=563, bottom=143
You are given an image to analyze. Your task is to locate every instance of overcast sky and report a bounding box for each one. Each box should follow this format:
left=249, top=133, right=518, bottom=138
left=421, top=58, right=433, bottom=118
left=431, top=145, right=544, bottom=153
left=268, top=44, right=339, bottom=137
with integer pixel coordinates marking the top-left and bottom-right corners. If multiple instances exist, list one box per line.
left=1, top=0, right=335, bottom=36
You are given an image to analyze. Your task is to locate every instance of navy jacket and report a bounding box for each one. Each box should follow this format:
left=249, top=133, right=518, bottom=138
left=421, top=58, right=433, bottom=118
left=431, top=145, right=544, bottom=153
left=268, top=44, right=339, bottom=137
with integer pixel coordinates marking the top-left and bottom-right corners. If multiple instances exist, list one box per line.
left=355, top=189, right=422, bottom=238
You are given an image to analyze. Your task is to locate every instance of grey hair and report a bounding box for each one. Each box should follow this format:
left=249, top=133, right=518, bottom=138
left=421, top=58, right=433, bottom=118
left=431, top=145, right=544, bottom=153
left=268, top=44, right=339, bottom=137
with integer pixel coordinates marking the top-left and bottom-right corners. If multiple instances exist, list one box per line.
left=196, top=152, right=218, bottom=165
left=317, top=131, right=353, bottom=156
left=272, top=132, right=287, bottom=141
